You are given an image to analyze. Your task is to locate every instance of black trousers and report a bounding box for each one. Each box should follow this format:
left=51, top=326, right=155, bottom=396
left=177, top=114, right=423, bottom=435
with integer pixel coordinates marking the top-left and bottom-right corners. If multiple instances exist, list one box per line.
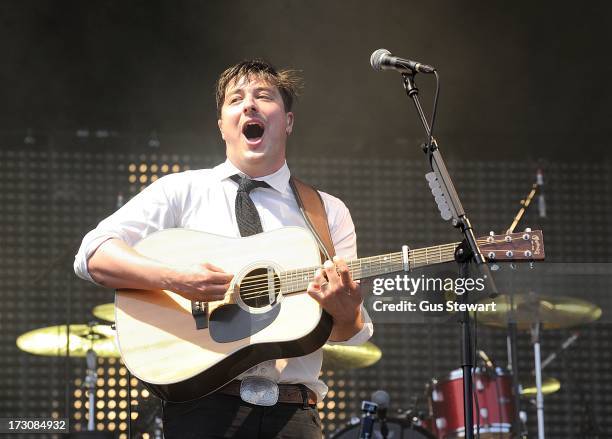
left=162, top=393, right=323, bottom=439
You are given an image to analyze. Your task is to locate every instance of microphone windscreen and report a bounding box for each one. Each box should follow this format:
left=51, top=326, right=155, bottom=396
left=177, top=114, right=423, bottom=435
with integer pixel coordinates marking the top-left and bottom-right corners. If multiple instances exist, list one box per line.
left=370, top=49, right=391, bottom=70
left=371, top=390, right=390, bottom=409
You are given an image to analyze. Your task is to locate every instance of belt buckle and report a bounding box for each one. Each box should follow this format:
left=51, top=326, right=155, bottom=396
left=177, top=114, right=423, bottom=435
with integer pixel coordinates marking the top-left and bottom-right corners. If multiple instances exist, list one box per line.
left=239, top=376, right=279, bottom=406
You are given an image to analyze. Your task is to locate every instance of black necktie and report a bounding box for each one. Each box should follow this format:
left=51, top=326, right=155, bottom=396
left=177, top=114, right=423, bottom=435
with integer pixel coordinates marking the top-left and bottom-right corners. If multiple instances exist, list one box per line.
left=231, top=174, right=271, bottom=237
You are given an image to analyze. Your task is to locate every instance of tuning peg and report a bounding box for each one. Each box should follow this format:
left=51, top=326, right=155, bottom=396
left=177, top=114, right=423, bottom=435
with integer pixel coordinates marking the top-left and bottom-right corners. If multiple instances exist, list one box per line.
left=489, top=231, right=495, bottom=236
left=524, top=227, right=532, bottom=232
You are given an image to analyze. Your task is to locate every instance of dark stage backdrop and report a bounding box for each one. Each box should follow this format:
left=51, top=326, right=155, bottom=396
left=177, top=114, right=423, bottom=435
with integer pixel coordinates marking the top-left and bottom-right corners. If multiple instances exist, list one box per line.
left=0, top=1, right=611, bottom=162
left=1, top=146, right=611, bottom=438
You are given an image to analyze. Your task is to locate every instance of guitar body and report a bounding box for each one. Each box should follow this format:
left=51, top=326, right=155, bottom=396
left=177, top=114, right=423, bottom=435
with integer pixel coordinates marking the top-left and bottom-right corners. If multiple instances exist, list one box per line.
left=114, top=227, right=332, bottom=402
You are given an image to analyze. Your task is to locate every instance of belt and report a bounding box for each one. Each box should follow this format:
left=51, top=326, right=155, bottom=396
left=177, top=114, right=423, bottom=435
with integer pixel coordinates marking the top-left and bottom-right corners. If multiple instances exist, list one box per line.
left=218, top=380, right=318, bottom=407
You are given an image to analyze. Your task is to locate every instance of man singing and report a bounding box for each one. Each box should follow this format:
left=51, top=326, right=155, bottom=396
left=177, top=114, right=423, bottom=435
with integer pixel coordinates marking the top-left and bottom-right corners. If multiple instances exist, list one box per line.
left=74, top=59, right=373, bottom=439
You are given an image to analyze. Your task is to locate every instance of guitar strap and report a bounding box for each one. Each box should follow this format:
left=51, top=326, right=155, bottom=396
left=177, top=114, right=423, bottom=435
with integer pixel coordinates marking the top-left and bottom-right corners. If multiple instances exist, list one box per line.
left=289, top=176, right=336, bottom=262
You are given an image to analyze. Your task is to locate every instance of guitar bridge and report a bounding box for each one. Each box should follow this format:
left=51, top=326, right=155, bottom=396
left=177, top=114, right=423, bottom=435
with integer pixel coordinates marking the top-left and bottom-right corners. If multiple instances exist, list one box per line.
left=191, top=301, right=208, bottom=330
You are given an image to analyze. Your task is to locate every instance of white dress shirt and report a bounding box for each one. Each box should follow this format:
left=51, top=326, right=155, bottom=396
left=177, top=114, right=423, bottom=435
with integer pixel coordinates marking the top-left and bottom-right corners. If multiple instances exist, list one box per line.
left=74, top=159, right=373, bottom=400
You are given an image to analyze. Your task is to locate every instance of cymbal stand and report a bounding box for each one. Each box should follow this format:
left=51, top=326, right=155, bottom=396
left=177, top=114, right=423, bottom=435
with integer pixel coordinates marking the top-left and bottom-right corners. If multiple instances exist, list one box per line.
left=530, top=321, right=545, bottom=439
left=504, top=177, right=542, bottom=438
left=504, top=262, right=525, bottom=438
left=85, top=348, right=98, bottom=431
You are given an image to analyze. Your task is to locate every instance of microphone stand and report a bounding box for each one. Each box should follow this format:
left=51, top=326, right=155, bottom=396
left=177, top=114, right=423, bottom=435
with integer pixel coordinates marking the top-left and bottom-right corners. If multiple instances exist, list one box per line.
left=401, top=72, right=499, bottom=439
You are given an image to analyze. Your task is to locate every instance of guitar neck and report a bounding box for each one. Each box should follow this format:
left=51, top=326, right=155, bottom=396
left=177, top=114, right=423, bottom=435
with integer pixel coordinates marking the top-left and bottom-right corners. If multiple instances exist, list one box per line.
left=281, top=242, right=460, bottom=295
left=349, top=242, right=460, bottom=280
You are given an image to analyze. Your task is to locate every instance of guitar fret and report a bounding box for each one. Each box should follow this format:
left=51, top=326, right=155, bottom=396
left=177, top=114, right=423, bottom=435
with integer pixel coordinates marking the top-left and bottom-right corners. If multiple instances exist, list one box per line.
left=279, top=231, right=544, bottom=295
left=280, top=242, right=469, bottom=295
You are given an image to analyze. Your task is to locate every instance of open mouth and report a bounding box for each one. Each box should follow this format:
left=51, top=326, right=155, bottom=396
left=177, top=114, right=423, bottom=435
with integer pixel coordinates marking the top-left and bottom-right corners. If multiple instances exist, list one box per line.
left=242, top=121, right=265, bottom=142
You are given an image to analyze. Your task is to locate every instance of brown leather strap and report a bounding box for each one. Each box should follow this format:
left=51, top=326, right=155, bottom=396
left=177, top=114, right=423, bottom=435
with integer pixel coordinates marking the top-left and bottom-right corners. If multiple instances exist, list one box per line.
left=289, top=176, right=336, bottom=262
left=218, top=380, right=317, bottom=406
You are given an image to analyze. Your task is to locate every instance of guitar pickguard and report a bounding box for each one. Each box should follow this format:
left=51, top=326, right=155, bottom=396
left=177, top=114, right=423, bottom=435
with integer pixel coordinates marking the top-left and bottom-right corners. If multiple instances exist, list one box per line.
left=209, top=303, right=281, bottom=343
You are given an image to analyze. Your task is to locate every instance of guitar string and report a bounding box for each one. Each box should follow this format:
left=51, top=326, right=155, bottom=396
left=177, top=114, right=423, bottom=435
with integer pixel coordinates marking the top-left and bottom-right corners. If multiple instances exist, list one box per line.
left=234, top=235, right=530, bottom=287
left=236, top=240, right=519, bottom=297
left=235, top=237, right=518, bottom=290
left=234, top=236, right=536, bottom=299
left=236, top=250, right=446, bottom=291
left=237, top=243, right=535, bottom=301
left=237, top=253, right=439, bottom=298
left=237, top=250, right=457, bottom=300
left=236, top=239, right=493, bottom=287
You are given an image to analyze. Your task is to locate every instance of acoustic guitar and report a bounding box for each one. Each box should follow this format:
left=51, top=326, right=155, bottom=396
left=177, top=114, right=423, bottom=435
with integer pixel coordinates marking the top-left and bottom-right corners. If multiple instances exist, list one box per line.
left=114, top=226, right=544, bottom=402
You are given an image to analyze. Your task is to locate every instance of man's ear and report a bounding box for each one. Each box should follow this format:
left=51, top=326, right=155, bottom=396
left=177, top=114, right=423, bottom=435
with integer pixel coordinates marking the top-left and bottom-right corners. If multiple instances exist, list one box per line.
left=218, top=118, right=225, bottom=141
left=286, top=112, right=294, bottom=135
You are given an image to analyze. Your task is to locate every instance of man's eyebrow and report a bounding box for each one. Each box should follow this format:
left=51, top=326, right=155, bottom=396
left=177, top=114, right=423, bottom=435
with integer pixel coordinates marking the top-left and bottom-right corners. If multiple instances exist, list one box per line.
left=226, top=85, right=275, bottom=96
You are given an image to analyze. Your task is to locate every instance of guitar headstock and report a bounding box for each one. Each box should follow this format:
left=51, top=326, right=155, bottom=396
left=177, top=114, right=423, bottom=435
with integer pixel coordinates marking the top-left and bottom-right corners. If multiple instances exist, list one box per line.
left=478, top=229, right=545, bottom=262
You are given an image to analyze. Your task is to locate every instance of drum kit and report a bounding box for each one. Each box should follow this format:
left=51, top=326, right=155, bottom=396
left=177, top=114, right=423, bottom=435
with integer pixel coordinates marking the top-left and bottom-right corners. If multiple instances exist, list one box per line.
left=15, top=292, right=602, bottom=439
left=329, top=292, right=602, bottom=439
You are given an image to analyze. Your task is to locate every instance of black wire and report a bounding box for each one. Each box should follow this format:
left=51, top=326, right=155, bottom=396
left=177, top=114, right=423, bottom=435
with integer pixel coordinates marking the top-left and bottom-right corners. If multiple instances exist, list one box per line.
left=427, top=70, right=440, bottom=149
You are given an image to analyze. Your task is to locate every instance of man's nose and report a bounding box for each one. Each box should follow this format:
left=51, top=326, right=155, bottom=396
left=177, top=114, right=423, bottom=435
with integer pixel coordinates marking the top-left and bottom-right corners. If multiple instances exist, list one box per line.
left=242, top=95, right=258, bottom=114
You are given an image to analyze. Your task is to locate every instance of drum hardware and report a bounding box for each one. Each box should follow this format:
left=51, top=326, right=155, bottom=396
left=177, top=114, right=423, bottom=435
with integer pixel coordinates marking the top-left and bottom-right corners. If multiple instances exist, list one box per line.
left=475, top=294, right=601, bottom=331
left=531, top=321, right=545, bottom=439
left=321, top=342, right=382, bottom=370
left=84, top=349, right=97, bottom=432
left=92, top=303, right=115, bottom=322
left=358, top=400, right=378, bottom=439
left=332, top=414, right=436, bottom=439
left=16, top=323, right=119, bottom=358
left=17, top=322, right=119, bottom=436
left=371, top=390, right=391, bottom=439
left=500, top=170, right=545, bottom=438
left=476, top=291, right=601, bottom=439
left=519, top=376, right=561, bottom=398
left=153, top=416, right=163, bottom=439
left=427, top=367, right=515, bottom=439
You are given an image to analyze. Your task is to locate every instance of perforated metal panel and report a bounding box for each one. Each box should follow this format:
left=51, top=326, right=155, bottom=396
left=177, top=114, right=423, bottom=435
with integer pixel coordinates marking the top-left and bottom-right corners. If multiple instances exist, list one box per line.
left=2, top=148, right=611, bottom=438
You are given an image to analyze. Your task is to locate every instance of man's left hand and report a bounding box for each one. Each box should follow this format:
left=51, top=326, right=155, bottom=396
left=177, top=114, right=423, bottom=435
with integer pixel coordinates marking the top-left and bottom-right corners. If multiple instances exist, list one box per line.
left=307, top=256, right=364, bottom=341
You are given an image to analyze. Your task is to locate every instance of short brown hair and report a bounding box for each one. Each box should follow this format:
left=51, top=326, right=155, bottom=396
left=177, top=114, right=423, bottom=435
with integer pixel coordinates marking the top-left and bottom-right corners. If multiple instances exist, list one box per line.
left=215, top=59, right=302, bottom=117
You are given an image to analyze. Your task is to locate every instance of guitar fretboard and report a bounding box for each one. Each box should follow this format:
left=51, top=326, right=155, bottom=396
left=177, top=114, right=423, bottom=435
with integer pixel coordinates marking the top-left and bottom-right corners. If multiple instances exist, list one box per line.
left=279, top=242, right=461, bottom=295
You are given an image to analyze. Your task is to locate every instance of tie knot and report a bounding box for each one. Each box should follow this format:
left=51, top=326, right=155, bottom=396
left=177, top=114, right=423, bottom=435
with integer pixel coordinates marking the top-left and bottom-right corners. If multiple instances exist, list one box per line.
left=231, top=174, right=270, bottom=194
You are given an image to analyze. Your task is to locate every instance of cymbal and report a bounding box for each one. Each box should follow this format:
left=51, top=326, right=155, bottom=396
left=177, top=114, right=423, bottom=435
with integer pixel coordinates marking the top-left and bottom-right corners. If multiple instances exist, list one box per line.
left=93, top=303, right=115, bottom=322
left=476, top=294, right=602, bottom=330
left=16, top=324, right=120, bottom=358
left=322, top=342, right=382, bottom=370
left=520, top=376, right=561, bottom=398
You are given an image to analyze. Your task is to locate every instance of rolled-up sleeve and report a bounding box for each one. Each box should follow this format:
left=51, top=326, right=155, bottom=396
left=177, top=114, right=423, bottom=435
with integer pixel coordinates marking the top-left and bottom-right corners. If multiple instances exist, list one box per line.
left=74, top=174, right=180, bottom=284
left=326, top=305, right=374, bottom=346
left=320, top=191, right=374, bottom=346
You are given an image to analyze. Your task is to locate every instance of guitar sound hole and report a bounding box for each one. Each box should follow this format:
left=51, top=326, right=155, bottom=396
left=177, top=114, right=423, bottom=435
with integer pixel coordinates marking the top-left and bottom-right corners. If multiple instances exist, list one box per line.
left=239, top=267, right=281, bottom=308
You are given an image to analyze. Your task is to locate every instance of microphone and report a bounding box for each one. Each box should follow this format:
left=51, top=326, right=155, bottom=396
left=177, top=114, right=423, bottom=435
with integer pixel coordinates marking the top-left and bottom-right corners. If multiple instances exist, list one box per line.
left=371, top=390, right=390, bottom=439
left=370, top=49, right=435, bottom=74
left=371, top=390, right=390, bottom=416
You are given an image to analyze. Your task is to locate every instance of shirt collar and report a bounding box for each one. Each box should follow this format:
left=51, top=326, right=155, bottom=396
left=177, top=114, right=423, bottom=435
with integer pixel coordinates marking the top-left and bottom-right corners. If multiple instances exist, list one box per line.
left=213, top=159, right=291, bottom=195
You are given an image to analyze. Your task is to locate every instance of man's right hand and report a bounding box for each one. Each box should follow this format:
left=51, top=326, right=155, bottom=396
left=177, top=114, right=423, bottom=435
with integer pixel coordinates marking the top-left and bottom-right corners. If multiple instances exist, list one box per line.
left=88, top=238, right=233, bottom=302
left=170, top=262, right=234, bottom=302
